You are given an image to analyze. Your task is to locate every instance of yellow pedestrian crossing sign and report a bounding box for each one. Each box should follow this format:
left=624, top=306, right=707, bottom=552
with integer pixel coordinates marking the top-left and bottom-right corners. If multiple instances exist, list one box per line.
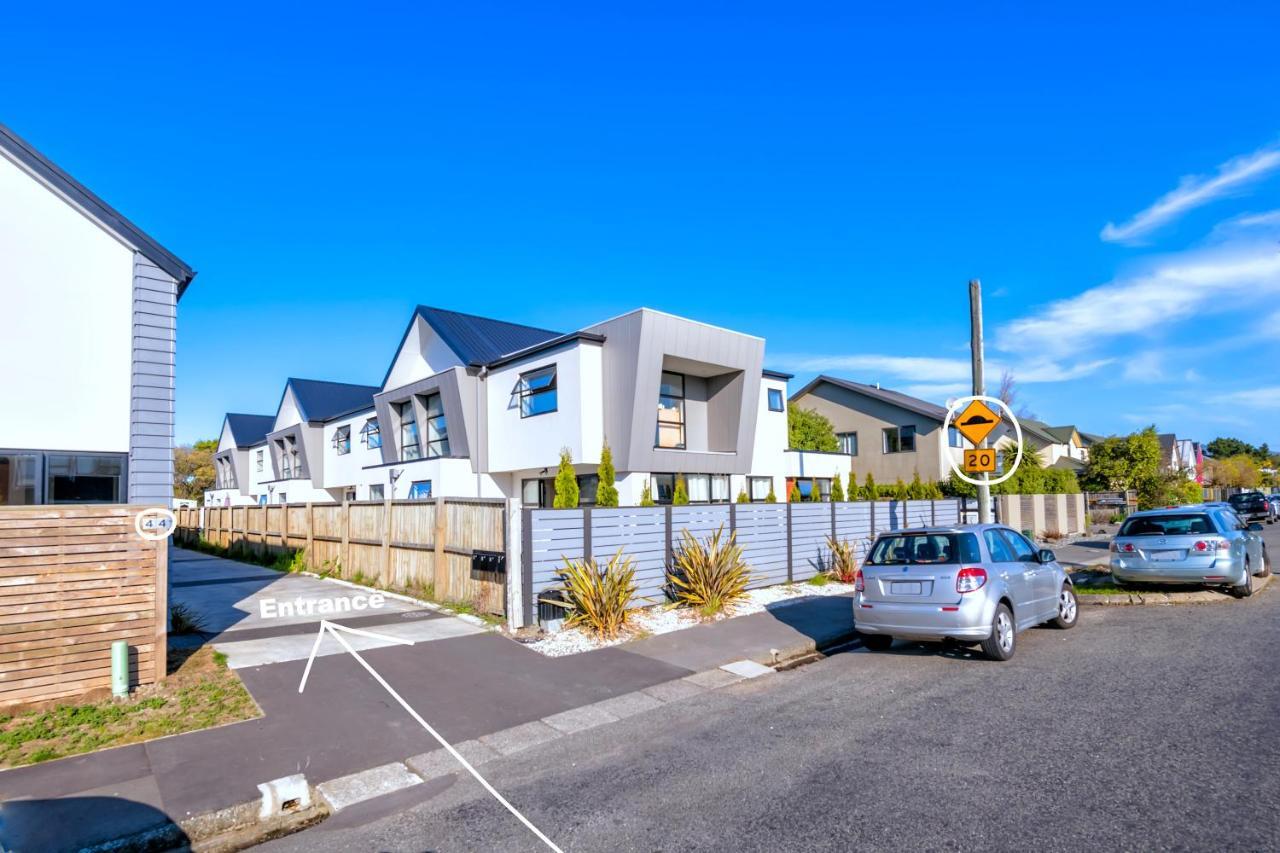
left=953, top=399, right=1002, bottom=446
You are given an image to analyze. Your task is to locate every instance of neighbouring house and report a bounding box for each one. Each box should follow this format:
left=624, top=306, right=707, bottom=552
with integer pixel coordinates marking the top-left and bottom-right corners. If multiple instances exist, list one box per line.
left=0, top=122, right=194, bottom=506
left=1158, top=434, right=1199, bottom=481
left=787, top=376, right=964, bottom=485
left=993, top=419, right=1091, bottom=474
left=206, top=414, right=276, bottom=506
left=208, top=306, right=792, bottom=506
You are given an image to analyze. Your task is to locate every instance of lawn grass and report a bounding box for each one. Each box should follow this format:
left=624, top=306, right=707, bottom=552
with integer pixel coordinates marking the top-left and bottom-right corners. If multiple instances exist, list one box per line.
left=0, top=646, right=260, bottom=769
left=1076, top=584, right=1130, bottom=595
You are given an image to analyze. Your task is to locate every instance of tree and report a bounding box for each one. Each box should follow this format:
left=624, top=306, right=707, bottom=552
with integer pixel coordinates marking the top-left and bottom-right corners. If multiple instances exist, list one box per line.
left=595, top=441, right=619, bottom=507
left=640, top=480, right=655, bottom=507
left=672, top=475, right=689, bottom=506
left=997, top=370, right=1036, bottom=420
left=736, top=489, right=750, bottom=503
left=892, top=478, right=908, bottom=500
left=864, top=473, right=880, bottom=501
left=552, top=448, right=579, bottom=508
left=1080, top=427, right=1162, bottom=497
left=847, top=471, right=860, bottom=501
left=765, top=484, right=777, bottom=503
left=1206, top=454, right=1262, bottom=488
left=907, top=472, right=925, bottom=500
left=787, top=404, right=839, bottom=452
left=788, top=483, right=802, bottom=503
left=174, top=439, right=217, bottom=503
left=830, top=475, right=845, bottom=502
left=1205, top=437, right=1260, bottom=460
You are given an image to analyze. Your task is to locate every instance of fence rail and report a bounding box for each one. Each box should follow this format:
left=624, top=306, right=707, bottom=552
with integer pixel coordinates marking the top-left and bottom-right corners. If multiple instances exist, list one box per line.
left=176, top=499, right=507, bottom=615
left=0, top=505, right=168, bottom=709
left=522, top=498, right=963, bottom=625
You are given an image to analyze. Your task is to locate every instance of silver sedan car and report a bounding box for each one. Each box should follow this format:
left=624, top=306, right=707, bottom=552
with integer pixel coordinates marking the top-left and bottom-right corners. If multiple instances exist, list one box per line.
left=1110, top=506, right=1270, bottom=597
left=853, top=524, right=1077, bottom=661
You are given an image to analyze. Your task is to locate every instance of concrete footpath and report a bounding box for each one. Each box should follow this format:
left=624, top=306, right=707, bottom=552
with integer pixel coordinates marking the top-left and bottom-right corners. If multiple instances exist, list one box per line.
left=0, top=549, right=859, bottom=852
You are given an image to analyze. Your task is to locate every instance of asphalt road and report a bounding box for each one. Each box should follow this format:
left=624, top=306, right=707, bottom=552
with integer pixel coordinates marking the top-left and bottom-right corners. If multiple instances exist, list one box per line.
left=263, top=525, right=1280, bottom=852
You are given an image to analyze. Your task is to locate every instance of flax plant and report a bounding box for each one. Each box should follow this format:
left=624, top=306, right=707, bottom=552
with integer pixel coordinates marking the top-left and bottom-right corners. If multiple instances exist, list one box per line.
left=543, top=549, right=638, bottom=639
left=667, top=525, right=752, bottom=618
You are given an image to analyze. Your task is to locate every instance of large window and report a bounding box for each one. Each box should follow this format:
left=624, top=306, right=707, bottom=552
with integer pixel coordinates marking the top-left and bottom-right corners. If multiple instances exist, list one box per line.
left=332, top=425, right=351, bottom=455
left=424, top=394, right=449, bottom=458
left=361, top=418, right=381, bottom=449
left=397, top=401, right=421, bottom=460
left=0, top=453, right=40, bottom=505
left=46, top=454, right=123, bottom=504
left=370, top=484, right=385, bottom=501
left=838, top=432, right=858, bottom=456
left=656, top=371, right=686, bottom=449
left=516, top=365, right=558, bottom=417
left=256, top=449, right=264, bottom=472
left=279, top=436, right=301, bottom=478
left=882, top=425, right=916, bottom=454
left=748, top=476, right=773, bottom=502
left=767, top=388, right=785, bottom=412
left=408, top=480, right=432, bottom=500
left=651, top=473, right=731, bottom=504
left=276, top=440, right=291, bottom=478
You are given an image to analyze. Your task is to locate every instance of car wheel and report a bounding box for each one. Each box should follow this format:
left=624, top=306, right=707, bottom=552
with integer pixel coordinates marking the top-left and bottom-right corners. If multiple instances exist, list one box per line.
left=860, top=633, right=893, bottom=652
left=1049, top=585, right=1079, bottom=629
left=979, top=603, right=1016, bottom=661
left=1259, top=548, right=1272, bottom=579
left=1233, top=560, right=1255, bottom=598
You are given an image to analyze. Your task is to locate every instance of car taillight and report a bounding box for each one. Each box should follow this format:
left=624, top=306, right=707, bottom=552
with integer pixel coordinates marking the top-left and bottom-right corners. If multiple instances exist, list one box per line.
left=854, top=569, right=865, bottom=593
left=956, top=567, right=987, bottom=594
left=1111, top=541, right=1135, bottom=553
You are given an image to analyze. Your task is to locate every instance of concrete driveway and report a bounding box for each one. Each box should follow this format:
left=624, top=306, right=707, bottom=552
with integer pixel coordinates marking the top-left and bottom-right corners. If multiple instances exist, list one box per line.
left=169, top=549, right=485, bottom=668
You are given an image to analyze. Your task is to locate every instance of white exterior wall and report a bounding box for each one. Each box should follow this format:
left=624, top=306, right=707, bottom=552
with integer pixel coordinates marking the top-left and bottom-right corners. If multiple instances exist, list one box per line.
left=320, top=409, right=380, bottom=490
left=383, top=457, right=503, bottom=500
left=0, top=152, right=135, bottom=453
left=484, top=342, right=605, bottom=474
left=750, top=376, right=789, bottom=501
left=784, top=450, right=854, bottom=482
left=384, top=316, right=465, bottom=389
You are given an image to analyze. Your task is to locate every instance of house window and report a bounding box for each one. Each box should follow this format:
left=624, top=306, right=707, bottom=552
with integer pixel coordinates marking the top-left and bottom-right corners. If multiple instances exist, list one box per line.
left=767, top=388, right=784, bottom=412
left=652, top=473, right=676, bottom=504
left=333, top=425, right=351, bottom=455
left=256, top=449, right=264, bottom=472
left=882, top=425, right=916, bottom=454
left=258, top=495, right=267, bottom=506
left=838, top=432, right=858, bottom=456
left=686, top=474, right=710, bottom=503
left=577, top=474, right=599, bottom=507
left=370, top=484, right=385, bottom=501
left=344, top=489, right=357, bottom=502
left=424, top=394, right=449, bottom=458
left=656, top=372, right=686, bottom=449
left=516, top=365, right=558, bottom=417
left=397, top=401, right=421, bottom=460
left=277, top=492, right=287, bottom=504
left=748, top=476, right=772, bottom=502
left=361, top=418, right=382, bottom=449
left=817, top=478, right=831, bottom=501
left=286, top=436, right=302, bottom=477
left=797, top=479, right=813, bottom=500
left=408, top=480, right=432, bottom=500
left=711, top=475, right=730, bottom=503
left=0, top=453, right=40, bottom=505
left=948, top=426, right=964, bottom=448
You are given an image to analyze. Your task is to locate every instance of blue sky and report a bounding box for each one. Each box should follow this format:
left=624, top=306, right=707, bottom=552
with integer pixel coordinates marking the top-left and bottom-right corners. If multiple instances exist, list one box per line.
left=6, top=3, right=1280, bottom=446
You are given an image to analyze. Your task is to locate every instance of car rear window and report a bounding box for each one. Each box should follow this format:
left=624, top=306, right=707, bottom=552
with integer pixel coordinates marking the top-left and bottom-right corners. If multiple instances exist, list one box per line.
left=1118, top=514, right=1217, bottom=536
left=867, top=533, right=982, bottom=565
left=1229, top=494, right=1264, bottom=506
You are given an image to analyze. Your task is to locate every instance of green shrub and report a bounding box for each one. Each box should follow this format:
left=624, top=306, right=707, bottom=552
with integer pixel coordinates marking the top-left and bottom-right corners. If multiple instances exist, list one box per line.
left=765, top=485, right=777, bottom=503
left=668, top=526, right=752, bottom=618
left=673, top=476, right=689, bottom=506
left=789, top=483, right=802, bottom=503
left=907, top=472, right=925, bottom=500
left=830, top=476, right=845, bottom=502
left=545, top=549, right=638, bottom=639
left=848, top=472, right=860, bottom=501
left=640, top=480, right=655, bottom=507
left=553, top=448, right=579, bottom=508
left=864, top=473, right=880, bottom=501
left=169, top=602, right=207, bottom=635
left=596, top=441, right=619, bottom=507
left=736, top=490, right=750, bottom=503
left=807, top=572, right=830, bottom=587
left=825, top=536, right=859, bottom=583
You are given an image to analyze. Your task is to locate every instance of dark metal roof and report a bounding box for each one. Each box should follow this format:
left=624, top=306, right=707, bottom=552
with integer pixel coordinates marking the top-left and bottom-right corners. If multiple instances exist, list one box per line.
left=224, top=413, right=276, bottom=448
left=790, top=375, right=949, bottom=422
left=286, top=378, right=379, bottom=423
left=481, top=331, right=607, bottom=370
left=0, top=121, right=196, bottom=298
left=762, top=369, right=794, bottom=381
left=417, top=306, right=564, bottom=368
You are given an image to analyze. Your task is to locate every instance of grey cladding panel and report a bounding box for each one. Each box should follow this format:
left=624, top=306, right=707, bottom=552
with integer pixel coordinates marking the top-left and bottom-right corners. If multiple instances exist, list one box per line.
left=130, top=253, right=175, bottom=504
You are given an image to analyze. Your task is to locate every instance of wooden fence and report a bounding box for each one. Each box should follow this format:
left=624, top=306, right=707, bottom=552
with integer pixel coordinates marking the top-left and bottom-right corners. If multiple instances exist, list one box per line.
left=523, top=499, right=963, bottom=624
left=175, top=499, right=507, bottom=615
left=0, top=505, right=168, bottom=709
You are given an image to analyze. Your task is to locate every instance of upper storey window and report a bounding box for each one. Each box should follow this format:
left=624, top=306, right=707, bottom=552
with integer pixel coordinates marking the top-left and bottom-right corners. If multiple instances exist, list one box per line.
left=515, top=366, right=557, bottom=417
left=656, top=371, right=686, bottom=449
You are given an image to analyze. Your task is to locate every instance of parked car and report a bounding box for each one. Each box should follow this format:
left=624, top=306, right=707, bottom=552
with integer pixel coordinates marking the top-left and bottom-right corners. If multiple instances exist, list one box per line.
left=1110, top=507, right=1269, bottom=597
left=853, top=524, right=1077, bottom=662
left=1228, top=492, right=1272, bottom=525
left=1268, top=495, right=1280, bottom=522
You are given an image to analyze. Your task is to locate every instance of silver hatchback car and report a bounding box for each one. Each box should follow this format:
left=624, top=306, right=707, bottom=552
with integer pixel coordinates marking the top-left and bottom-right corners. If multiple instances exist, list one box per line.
left=1110, top=506, right=1270, bottom=597
left=853, top=524, right=1077, bottom=661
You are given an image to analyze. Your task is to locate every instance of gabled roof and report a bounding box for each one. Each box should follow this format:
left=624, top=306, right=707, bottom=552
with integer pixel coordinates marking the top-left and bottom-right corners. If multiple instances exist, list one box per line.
left=0, top=121, right=196, bottom=297
left=790, top=375, right=948, bottom=422
left=224, top=413, right=276, bottom=448
left=284, top=378, right=380, bottom=423
left=1050, top=456, right=1086, bottom=471
left=1079, top=431, right=1106, bottom=445
left=416, top=306, right=564, bottom=368
left=1019, top=418, right=1068, bottom=448
left=1042, top=425, right=1080, bottom=445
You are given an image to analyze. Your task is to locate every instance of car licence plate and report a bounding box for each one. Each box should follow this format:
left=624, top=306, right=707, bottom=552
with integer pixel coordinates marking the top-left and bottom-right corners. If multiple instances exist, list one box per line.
left=891, top=581, right=923, bottom=595
left=1148, top=550, right=1184, bottom=561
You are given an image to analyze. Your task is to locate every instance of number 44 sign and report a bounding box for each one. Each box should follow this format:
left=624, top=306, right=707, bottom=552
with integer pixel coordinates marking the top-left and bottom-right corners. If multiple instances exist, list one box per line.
left=963, top=448, right=997, bottom=474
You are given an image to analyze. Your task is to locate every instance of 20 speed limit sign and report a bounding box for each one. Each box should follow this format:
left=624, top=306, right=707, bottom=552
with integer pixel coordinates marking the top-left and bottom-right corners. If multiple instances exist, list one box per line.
left=963, top=449, right=997, bottom=473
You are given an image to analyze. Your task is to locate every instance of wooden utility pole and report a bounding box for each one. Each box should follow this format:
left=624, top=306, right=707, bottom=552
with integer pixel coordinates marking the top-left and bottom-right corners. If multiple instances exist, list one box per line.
left=969, top=279, right=992, bottom=523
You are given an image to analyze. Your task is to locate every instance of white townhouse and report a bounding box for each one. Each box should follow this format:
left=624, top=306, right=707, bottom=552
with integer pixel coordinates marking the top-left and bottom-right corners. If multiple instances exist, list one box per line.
left=208, top=306, right=794, bottom=506
left=0, top=122, right=194, bottom=507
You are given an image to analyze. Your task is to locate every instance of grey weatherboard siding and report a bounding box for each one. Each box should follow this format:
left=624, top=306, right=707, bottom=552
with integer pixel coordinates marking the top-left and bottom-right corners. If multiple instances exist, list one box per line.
left=129, top=252, right=178, bottom=504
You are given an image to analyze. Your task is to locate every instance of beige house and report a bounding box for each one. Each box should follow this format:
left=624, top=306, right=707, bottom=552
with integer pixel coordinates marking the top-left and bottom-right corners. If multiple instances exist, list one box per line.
left=789, top=376, right=965, bottom=485
left=993, top=419, right=1091, bottom=474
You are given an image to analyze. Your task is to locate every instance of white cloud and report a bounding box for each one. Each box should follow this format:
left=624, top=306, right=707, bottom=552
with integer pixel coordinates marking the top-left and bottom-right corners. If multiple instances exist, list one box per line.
left=1122, top=350, right=1165, bottom=382
left=1101, top=143, right=1280, bottom=244
left=770, top=351, right=1110, bottom=395
left=996, top=241, right=1280, bottom=358
left=1210, top=386, right=1280, bottom=409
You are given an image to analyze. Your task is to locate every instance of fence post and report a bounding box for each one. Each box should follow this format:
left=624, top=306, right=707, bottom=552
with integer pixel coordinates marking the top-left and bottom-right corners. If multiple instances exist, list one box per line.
left=582, top=507, right=593, bottom=563
left=729, top=501, right=736, bottom=536
left=305, top=503, right=314, bottom=564
left=433, top=497, right=448, bottom=596
left=282, top=501, right=290, bottom=551
left=786, top=500, right=793, bottom=582
left=505, top=498, right=525, bottom=630
left=830, top=498, right=837, bottom=540
left=664, top=505, right=673, bottom=568
left=382, top=499, right=393, bottom=585
left=870, top=500, right=876, bottom=536
left=930, top=500, right=937, bottom=526
left=153, top=535, right=168, bottom=685
left=341, top=498, right=351, bottom=578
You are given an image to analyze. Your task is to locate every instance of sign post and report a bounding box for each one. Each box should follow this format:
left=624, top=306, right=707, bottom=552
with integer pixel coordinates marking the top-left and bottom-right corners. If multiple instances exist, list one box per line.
left=969, top=280, right=992, bottom=523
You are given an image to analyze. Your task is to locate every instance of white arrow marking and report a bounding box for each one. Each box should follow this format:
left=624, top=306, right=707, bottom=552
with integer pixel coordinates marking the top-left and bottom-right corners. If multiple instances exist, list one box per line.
left=297, top=620, right=563, bottom=853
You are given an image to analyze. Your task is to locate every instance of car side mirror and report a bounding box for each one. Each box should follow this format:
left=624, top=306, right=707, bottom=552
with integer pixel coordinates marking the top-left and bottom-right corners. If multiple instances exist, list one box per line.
left=1037, top=549, right=1056, bottom=564
left=1247, top=522, right=1264, bottom=532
